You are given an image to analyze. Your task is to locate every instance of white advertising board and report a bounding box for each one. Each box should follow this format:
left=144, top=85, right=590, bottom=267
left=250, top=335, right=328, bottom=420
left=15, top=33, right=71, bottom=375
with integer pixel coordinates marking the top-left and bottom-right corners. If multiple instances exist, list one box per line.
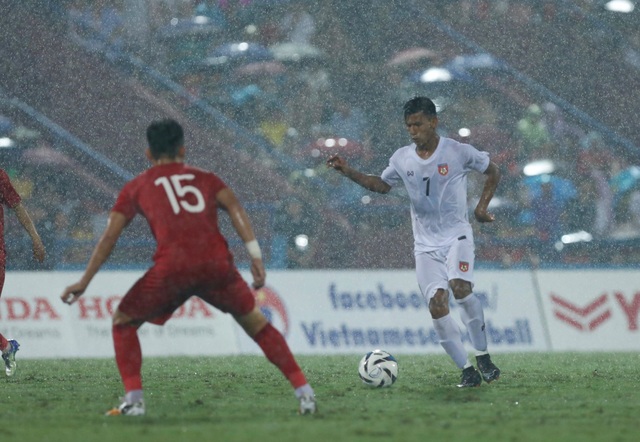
left=235, top=269, right=548, bottom=354
left=2, top=269, right=638, bottom=359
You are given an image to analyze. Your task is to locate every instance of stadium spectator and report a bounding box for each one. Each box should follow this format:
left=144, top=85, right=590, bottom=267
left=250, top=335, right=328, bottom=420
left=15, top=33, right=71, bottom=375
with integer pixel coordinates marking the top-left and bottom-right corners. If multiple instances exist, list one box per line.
left=60, top=119, right=316, bottom=415
left=0, top=168, right=46, bottom=377
left=272, top=195, right=318, bottom=269
left=515, top=104, right=551, bottom=162
left=529, top=178, right=563, bottom=260
left=327, top=96, right=370, bottom=144
left=277, top=0, right=316, bottom=45
left=327, top=96, right=501, bottom=387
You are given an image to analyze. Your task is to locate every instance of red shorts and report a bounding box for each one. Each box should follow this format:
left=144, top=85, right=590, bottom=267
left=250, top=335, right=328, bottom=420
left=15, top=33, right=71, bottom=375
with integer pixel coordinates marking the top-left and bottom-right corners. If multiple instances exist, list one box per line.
left=118, top=258, right=256, bottom=325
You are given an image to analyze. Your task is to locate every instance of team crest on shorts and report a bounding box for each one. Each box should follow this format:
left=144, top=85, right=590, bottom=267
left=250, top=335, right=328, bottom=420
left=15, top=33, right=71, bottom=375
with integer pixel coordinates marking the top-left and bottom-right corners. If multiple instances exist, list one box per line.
left=459, top=261, right=469, bottom=272
left=438, top=163, right=449, bottom=176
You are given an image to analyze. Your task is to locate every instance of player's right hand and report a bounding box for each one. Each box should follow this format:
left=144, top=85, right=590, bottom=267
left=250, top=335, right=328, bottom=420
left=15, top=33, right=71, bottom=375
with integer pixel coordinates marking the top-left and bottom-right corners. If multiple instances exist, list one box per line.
left=327, top=154, right=347, bottom=172
left=61, top=283, right=87, bottom=305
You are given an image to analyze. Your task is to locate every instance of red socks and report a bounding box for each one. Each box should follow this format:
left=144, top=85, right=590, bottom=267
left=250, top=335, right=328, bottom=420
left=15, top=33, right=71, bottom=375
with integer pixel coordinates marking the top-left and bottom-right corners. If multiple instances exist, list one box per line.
left=111, top=322, right=306, bottom=393
left=0, top=334, right=8, bottom=352
left=112, top=325, right=143, bottom=392
left=253, top=323, right=307, bottom=388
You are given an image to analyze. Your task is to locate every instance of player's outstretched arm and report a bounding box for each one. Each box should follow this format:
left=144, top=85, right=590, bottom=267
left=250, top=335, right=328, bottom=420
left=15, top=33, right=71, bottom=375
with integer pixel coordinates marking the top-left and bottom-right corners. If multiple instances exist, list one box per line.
left=474, top=161, right=501, bottom=223
left=217, top=188, right=266, bottom=289
left=61, top=211, right=128, bottom=305
left=12, top=202, right=46, bottom=262
left=326, top=154, right=391, bottom=194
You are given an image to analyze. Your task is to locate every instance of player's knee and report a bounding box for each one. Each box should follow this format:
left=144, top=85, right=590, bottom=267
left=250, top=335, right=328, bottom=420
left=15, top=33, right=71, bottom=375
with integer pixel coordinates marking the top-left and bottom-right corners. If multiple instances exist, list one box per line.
left=450, top=280, right=472, bottom=299
left=235, top=306, right=268, bottom=337
left=429, top=290, right=450, bottom=319
left=112, top=309, right=134, bottom=326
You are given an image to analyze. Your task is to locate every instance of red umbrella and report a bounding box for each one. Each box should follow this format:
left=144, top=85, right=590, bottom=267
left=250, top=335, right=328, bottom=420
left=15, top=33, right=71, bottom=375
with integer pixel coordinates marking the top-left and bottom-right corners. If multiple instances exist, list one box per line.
left=386, top=47, right=439, bottom=67
left=299, top=137, right=369, bottom=162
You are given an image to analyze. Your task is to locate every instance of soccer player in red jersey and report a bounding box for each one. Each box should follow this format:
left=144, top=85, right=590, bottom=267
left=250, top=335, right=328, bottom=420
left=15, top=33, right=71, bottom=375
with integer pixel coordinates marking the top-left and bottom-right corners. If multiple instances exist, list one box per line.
left=0, top=168, right=46, bottom=376
left=60, top=119, right=316, bottom=416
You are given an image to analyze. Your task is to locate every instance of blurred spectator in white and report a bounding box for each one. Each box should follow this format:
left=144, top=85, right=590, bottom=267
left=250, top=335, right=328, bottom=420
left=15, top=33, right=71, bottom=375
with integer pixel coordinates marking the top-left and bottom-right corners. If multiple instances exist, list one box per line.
left=278, top=0, right=316, bottom=44
left=576, top=132, right=615, bottom=237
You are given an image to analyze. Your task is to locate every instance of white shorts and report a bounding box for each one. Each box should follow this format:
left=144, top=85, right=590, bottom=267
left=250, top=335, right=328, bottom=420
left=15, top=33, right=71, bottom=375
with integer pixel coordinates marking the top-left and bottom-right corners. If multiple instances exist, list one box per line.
left=415, top=236, right=475, bottom=302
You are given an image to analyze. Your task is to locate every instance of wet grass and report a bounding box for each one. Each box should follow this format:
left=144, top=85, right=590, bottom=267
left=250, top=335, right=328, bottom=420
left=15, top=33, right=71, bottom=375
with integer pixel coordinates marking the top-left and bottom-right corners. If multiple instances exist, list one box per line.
left=1, top=353, right=639, bottom=442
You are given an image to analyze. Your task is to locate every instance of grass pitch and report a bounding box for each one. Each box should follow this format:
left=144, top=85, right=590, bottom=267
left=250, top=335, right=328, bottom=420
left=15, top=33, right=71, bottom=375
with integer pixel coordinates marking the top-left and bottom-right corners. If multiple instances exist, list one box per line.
left=1, top=353, right=638, bottom=442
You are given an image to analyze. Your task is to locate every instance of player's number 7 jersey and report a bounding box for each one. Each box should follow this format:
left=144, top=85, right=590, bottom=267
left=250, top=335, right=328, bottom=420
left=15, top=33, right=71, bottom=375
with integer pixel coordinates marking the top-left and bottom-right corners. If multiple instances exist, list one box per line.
left=380, top=137, right=490, bottom=251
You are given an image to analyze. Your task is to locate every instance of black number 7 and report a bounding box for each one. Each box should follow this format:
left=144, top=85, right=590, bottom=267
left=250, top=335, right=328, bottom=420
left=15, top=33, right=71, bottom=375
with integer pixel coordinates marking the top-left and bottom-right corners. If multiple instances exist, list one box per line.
left=423, top=176, right=430, bottom=196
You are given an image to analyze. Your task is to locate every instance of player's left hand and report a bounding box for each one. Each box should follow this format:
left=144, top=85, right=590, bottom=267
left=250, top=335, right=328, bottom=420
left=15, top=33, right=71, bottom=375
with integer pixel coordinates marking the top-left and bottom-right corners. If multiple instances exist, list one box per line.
left=250, top=258, right=266, bottom=289
left=32, top=239, right=46, bottom=263
left=474, top=207, right=495, bottom=223
left=61, top=282, right=87, bottom=305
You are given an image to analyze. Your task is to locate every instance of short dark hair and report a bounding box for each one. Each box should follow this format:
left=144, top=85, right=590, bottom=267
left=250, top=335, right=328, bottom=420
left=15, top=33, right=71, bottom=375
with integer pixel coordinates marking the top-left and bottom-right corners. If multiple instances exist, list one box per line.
left=403, top=96, right=437, bottom=119
left=146, top=119, right=184, bottom=159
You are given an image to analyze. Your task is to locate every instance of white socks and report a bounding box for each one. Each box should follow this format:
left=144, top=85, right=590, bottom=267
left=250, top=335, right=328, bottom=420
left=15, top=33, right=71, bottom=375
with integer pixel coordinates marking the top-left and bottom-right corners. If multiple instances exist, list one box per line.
left=294, top=384, right=314, bottom=399
left=432, top=314, right=469, bottom=369
left=457, top=293, right=488, bottom=352
left=125, top=389, right=144, bottom=404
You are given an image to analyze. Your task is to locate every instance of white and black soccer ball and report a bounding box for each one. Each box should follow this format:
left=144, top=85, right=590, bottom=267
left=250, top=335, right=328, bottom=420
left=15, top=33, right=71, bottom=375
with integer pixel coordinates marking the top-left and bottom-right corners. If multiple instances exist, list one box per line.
left=358, top=349, right=398, bottom=388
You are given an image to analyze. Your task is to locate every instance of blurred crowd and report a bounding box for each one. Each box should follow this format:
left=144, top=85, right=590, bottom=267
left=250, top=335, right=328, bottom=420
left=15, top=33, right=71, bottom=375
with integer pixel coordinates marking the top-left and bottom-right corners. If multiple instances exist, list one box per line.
left=0, top=113, right=155, bottom=270
left=5, top=0, right=640, bottom=270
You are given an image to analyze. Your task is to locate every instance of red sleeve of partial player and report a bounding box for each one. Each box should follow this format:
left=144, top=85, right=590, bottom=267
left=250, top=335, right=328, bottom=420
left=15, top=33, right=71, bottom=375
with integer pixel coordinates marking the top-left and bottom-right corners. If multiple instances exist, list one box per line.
left=0, top=169, right=21, bottom=208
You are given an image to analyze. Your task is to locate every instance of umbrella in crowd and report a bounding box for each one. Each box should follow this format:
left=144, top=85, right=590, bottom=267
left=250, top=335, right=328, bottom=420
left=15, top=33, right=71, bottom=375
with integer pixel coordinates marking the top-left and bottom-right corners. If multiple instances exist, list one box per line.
left=443, top=53, right=507, bottom=75
left=269, top=42, right=325, bottom=63
left=386, top=47, right=439, bottom=68
left=299, top=137, right=369, bottom=163
left=233, top=60, right=287, bottom=78
left=609, top=165, right=640, bottom=195
left=523, top=174, right=577, bottom=203
left=156, top=16, right=222, bottom=40
left=204, top=41, right=273, bottom=68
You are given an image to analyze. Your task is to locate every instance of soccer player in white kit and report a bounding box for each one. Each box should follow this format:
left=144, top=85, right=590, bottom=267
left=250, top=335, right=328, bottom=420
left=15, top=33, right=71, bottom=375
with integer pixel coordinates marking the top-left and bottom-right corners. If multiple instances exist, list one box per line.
left=327, top=96, right=501, bottom=387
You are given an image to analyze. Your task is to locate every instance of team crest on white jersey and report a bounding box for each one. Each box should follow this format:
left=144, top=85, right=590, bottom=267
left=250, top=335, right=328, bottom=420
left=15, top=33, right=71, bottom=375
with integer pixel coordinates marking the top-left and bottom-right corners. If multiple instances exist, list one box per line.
left=459, top=261, right=469, bottom=272
left=438, top=164, right=449, bottom=176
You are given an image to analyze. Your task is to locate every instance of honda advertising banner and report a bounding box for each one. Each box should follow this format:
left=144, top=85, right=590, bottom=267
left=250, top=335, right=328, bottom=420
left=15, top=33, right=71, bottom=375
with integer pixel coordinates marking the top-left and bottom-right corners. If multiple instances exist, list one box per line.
left=0, top=271, right=239, bottom=358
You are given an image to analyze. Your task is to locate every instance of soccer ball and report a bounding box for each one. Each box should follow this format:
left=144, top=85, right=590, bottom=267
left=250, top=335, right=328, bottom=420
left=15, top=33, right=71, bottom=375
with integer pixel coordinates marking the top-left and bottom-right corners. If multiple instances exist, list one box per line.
left=358, top=349, right=398, bottom=388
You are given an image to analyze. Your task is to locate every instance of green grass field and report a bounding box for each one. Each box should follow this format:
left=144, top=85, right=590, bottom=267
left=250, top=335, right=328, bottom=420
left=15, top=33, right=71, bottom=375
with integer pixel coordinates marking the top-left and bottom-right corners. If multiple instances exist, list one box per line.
left=1, top=353, right=639, bottom=442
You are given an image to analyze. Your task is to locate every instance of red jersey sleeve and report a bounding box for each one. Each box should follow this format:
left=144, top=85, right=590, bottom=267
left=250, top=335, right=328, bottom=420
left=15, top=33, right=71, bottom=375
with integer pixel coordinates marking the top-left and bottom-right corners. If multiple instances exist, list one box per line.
left=112, top=181, right=138, bottom=221
left=0, top=169, right=21, bottom=208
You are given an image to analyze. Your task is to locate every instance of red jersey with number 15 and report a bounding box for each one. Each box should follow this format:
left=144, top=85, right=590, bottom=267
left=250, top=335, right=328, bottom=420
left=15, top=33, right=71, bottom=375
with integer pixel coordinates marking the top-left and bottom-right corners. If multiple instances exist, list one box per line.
left=112, top=163, right=232, bottom=264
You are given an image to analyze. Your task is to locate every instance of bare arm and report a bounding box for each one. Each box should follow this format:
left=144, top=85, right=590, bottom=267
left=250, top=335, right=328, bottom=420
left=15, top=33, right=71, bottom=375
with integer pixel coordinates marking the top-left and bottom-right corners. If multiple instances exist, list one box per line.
left=327, top=155, right=391, bottom=194
left=61, top=211, right=128, bottom=304
left=12, top=202, right=45, bottom=262
left=474, top=161, right=501, bottom=223
left=217, top=187, right=265, bottom=289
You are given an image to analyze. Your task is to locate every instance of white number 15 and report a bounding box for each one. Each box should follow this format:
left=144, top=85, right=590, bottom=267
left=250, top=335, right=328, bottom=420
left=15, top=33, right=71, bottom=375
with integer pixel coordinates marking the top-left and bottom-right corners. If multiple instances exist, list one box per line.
left=154, top=174, right=205, bottom=214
